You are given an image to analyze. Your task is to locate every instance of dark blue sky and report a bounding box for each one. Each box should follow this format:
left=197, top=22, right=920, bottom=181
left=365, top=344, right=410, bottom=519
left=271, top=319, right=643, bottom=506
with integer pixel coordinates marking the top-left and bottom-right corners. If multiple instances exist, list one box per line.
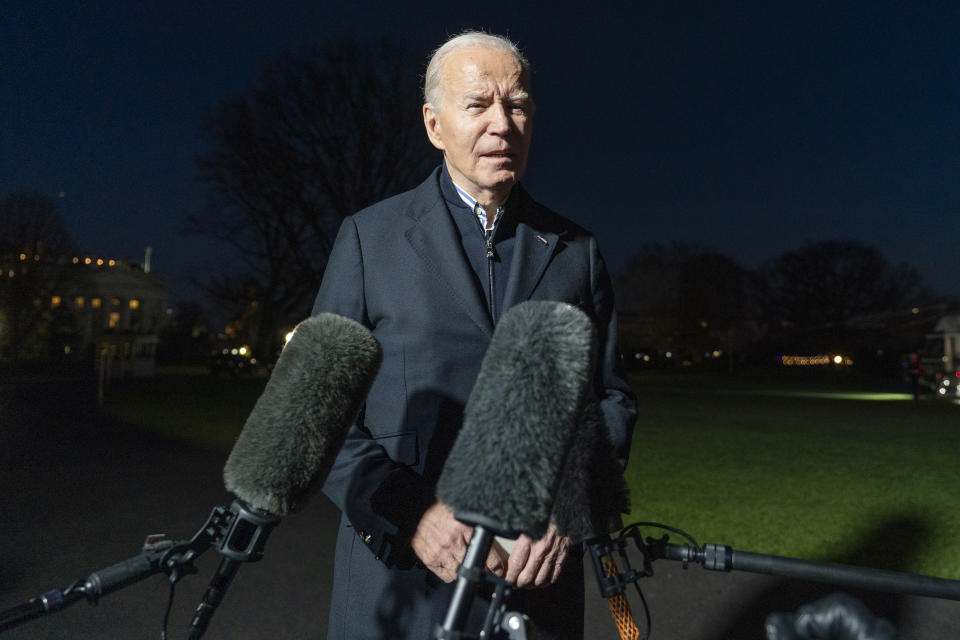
left=2, top=1, right=958, bottom=303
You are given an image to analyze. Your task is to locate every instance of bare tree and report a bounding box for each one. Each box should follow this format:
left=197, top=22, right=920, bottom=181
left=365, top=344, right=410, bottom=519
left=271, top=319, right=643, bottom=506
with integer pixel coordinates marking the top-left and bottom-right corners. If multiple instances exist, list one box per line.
left=187, top=36, right=435, bottom=357
left=615, top=242, right=752, bottom=365
left=759, top=240, right=932, bottom=330
left=616, top=242, right=750, bottom=329
left=0, top=192, right=78, bottom=365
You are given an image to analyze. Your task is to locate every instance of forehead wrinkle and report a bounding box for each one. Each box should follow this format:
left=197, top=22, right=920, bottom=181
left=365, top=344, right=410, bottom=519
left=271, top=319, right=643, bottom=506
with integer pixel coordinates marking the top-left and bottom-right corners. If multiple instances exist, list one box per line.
left=439, top=46, right=532, bottom=109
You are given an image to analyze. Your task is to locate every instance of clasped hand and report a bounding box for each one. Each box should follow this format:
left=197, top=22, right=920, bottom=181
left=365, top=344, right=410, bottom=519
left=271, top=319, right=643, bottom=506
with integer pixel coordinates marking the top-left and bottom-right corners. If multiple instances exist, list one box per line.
left=411, top=502, right=570, bottom=588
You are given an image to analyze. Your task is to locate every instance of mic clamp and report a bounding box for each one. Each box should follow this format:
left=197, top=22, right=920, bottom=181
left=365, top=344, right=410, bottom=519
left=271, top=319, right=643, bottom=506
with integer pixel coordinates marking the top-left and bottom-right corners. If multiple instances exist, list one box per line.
left=216, top=500, right=280, bottom=562
left=586, top=534, right=644, bottom=599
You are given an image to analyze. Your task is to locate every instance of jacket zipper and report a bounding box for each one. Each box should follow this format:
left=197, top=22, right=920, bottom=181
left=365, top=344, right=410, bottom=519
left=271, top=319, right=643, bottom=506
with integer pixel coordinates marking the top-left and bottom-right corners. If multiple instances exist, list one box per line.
left=484, top=228, right=497, bottom=323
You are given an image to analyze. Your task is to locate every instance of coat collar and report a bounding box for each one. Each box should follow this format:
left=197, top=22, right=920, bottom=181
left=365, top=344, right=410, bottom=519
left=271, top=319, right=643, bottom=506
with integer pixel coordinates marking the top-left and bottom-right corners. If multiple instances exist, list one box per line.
left=402, top=168, right=563, bottom=334
left=403, top=168, right=494, bottom=335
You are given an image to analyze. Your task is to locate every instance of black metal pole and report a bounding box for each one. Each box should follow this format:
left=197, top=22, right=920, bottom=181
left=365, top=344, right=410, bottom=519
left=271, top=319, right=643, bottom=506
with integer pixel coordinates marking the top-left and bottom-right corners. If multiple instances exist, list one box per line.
left=658, top=542, right=960, bottom=601
left=437, top=526, right=495, bottom=638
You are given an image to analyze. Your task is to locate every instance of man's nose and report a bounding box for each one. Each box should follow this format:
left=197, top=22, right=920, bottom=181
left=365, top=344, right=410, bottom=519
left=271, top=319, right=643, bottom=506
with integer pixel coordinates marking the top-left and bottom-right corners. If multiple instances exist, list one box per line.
left=486, top=102, right=511, bottom=134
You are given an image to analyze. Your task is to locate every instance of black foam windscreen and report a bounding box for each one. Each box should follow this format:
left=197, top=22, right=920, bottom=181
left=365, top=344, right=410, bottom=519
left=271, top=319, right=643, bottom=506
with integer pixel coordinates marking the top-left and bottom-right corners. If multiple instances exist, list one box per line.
left=436, top=300, right=595, bottom=539
left=550, top=396, right=630, bottom=543
left=223, top=313, right=382, bottom=516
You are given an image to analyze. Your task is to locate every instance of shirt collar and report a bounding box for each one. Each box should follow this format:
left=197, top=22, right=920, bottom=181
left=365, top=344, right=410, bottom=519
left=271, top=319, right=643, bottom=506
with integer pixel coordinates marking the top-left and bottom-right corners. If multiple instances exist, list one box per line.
left=450, top=179, right=505, bottom=231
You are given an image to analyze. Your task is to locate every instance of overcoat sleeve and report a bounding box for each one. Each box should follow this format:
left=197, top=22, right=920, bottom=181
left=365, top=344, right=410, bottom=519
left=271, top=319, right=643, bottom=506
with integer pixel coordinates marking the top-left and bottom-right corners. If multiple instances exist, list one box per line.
left=311, top=216, right=434, bottom=564
left=588, top=236, right=637, bottom=470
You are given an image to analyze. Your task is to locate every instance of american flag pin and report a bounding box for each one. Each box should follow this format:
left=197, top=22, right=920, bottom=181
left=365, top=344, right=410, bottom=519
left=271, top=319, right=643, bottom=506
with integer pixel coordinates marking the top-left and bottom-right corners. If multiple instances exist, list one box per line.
left=536, top=235, right=549, bottom=245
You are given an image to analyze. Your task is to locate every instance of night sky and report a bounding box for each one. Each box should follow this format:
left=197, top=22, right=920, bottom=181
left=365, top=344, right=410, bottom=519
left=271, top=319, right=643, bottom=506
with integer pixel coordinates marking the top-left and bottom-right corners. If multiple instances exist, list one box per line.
left=3, top=1, right=958, bottom=304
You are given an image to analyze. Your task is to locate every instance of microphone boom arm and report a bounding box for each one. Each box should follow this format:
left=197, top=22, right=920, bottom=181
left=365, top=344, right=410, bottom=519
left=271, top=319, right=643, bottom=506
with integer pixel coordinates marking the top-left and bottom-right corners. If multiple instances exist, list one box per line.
left=0, top=500, right=277, bottom=636
left=602, top=522, right=960, bottom=602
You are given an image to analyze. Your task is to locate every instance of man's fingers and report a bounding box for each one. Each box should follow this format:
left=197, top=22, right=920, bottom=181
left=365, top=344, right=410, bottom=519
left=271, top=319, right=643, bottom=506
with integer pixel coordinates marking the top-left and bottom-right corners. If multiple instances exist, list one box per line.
left=505, top=535, right=532, bottom=584
left=411, top=502, right=473, bottom=583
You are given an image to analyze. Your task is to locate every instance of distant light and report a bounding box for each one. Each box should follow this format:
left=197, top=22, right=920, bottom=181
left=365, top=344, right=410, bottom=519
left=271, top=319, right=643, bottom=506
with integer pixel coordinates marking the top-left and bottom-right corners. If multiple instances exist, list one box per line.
left=129, top=299, right=140, bottom=310
left=19, top=253, right=26, bottom=261
left=911, top=307, right=920, bottom=314
left=96, top=258, right=104, bottom=266
left=64, top=345, right=72, bottom=354
left=939, top=388, right=947, bottom=396
left=33, top=255, right=40, bottom=261
left=634, top=353, right=641, bottom=359
left=239, top=346, right=248, bottom=356
left=699, top=320, right=708, bottom=328
left=51, top=296, right=62, bottom=308
left=108, top=259, right=116, bottom=267
left=84, top=257, right=92, bottom=265
left=643, top=354, right=651, bottom=362
left=6, top=270, right=13, bottom=278
left=780, top=354, right=853, bottom=366
left=231, top=348, right=239, bottom=355
left=665, top=351, right=673, bottom=358
left=72, top=257, right=79, bottom=264
left=712, top=350, right=722, bottom=358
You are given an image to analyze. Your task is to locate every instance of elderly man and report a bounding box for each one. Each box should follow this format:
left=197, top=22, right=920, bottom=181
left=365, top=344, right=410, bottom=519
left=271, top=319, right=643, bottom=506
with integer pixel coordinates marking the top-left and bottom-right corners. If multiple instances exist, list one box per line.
left=313, top=31, right=636, bottom=639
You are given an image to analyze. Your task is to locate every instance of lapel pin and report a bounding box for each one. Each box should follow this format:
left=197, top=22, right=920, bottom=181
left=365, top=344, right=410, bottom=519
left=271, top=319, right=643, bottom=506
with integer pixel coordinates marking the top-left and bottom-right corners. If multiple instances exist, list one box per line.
left=536, top=235, right=549, bottom=245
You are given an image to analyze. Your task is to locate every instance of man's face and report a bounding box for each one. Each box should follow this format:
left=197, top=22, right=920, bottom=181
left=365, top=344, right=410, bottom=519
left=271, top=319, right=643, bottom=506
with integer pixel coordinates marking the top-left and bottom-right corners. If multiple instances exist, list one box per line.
left=423, top=46, right=533, bottom=200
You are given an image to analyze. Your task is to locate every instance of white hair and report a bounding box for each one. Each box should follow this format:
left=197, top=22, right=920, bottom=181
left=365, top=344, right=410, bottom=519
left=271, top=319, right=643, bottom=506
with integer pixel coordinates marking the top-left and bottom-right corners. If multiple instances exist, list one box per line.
left=423, top=31, right=532, bottom=109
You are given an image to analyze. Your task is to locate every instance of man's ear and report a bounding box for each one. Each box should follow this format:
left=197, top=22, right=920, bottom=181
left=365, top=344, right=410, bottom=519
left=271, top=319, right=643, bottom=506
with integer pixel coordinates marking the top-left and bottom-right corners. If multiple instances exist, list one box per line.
left=423, top=104, right=445, bottom=151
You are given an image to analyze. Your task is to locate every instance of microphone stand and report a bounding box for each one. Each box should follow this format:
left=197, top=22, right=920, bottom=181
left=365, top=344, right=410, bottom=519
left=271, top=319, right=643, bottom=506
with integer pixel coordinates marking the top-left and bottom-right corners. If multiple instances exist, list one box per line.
left=0, top=499, right=278, bottom=637
left=588, top=522, right=960, bottom=604
left=434, top=517, right=533, bottom=640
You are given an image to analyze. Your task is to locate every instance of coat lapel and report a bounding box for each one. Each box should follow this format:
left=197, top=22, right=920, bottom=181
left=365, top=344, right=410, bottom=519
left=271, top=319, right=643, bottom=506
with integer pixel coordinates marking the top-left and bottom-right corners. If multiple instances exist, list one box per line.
left=403, top=172, right=494, bottom=336
left=501, top=192, right=561, bottom=310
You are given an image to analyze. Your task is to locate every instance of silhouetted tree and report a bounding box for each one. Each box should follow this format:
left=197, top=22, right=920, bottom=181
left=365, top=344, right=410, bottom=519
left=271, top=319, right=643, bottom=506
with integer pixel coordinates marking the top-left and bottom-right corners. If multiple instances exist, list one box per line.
left=187, top=36, right=435, bottom=357
left=759, top=240, right=932, bottom=329
left=615, top=243, right=752, bottom=363
left=0, top=192, right=79, bottom=365
left=757, top=240, right=936, bottom=354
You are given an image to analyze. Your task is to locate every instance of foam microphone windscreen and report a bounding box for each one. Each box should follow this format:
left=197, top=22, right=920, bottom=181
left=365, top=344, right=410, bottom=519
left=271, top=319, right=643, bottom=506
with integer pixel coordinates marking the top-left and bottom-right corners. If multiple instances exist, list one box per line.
left=223, top=313, right=382, bottom=516
left=436, top=300, right=595, bottom=539
left=550, top=396, right=630, bottom=543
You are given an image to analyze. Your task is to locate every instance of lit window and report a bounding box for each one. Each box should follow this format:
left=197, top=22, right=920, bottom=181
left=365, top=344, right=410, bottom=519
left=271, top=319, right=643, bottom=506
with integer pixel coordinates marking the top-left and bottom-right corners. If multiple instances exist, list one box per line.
left=51, top=296, right=62, bottom=308
left=108, top=312, right=120, bottom=329
left=75, top=297, right=85, bottom=308
left=91, top=298, right=102, bottom=309
left=129, top=299, right=140, bottom=310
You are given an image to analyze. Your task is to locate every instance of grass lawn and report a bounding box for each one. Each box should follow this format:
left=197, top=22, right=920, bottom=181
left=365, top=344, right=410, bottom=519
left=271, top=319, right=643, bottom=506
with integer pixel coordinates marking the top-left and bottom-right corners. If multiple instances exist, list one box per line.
left=624, top=369, right=960, bottom=580
left=103, top=365, right=960, bottom=580
left=103, top=365, right=269, bottom=452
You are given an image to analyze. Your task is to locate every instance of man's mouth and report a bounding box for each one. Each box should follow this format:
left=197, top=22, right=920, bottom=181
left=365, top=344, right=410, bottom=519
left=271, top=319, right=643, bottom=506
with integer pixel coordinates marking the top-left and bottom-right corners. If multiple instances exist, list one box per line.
left=481, top=151, right=514, bottom=159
